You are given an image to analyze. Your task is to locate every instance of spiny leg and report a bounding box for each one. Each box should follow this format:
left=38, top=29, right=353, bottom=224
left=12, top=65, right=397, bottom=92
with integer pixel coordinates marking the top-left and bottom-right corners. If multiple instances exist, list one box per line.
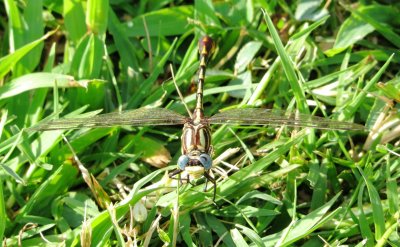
left=169, top=169, right=193, bottom=186
left=169, top=169, right=183, bottom=177
left=169, top=169, right=184, bottom=186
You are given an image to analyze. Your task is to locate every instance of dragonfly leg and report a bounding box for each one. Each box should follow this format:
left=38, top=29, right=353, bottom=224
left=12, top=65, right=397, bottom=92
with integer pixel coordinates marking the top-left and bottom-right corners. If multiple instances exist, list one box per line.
left=203, top=171, right=217, bottom=204
left=169, top=169, right=183, bottom=186
left=169, top=169, right=193, bottom=186
left=186, top=174, right=195, bottom=186
left=168, top=169, right=183, bottom=178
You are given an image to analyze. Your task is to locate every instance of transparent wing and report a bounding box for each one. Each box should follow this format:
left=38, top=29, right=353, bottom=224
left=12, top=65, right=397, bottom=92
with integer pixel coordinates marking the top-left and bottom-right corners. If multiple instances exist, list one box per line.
left=208, top=108, right=365, bottom=131
left=30, top=108, right=187, bottom=131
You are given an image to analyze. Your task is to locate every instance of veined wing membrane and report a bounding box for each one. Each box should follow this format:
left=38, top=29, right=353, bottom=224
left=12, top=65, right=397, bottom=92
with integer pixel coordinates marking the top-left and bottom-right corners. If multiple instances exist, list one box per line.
left=208, top=108, right=365, bottom=131
left=30, top=108, right=187, bottom=131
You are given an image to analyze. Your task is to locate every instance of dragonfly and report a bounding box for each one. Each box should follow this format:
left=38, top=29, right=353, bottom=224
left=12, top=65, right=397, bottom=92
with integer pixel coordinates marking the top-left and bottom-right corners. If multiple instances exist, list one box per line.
left=30, top=36, right=365, bottom=203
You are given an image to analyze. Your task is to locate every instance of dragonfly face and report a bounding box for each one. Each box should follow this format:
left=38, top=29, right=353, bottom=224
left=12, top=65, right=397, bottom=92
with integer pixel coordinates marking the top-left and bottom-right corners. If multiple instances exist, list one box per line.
left=177, top=153, right=212, bottom=179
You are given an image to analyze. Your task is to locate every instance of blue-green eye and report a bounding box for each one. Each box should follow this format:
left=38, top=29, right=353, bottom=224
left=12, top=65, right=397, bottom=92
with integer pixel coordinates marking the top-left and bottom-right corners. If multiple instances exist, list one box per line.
left=199, top=154, right=212, bottom=170
left=177, top=155, right=189, bottom=170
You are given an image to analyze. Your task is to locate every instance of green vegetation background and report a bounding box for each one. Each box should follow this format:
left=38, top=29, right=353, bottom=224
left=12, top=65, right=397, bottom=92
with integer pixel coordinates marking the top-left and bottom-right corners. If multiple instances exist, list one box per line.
left=0, top=0, right=399, bottom=246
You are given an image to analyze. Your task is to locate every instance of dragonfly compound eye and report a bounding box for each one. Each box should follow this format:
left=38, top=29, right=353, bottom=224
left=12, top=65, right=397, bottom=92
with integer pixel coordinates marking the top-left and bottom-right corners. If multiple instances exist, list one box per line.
left=199, top=153, right=212, bottom=170
left=199, top=36, right=215, bottom=56
left=177, top=155, right=190, bottom=170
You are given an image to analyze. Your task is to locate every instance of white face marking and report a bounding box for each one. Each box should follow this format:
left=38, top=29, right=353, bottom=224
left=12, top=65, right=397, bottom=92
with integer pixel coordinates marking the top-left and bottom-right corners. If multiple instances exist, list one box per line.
left=198, top=128, right=206, bottom=150
left=184, top=166, right=205, bottom=179
left=184, top=127, right=194, bottom=150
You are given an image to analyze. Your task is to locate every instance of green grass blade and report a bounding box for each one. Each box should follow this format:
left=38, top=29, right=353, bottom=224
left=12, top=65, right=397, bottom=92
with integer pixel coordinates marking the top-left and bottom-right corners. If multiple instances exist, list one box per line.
left=290, top=15, right=329, bottom=40
left=4, top=0, right=24, bottom=50
left=63, top=0, right=86, bottom=44
left=205, top=214, right=235, bottom=246
left=0, top=73, right=95, bottom=100
left=236, top=224, right=265, bottom=247
left=386, top=157, right=399, bottom=215
left=262, top=9, right=308, bottom=113
left=0, top=29, right=56, bottom=79
left=21, top=0, right=44, bottom=72
left=124, top=6, right=194, bottom=36
left=128, top=38, right=178, bottom=108
left=0, top=175, right=5, bottom=241
left=108, top=9, right=141, bottom=76
left=88, top=169, right=166, bottom=246
left=261, top=193, right=341, bottom=246
left=357, top=182, right=374, bottom=245
left=339, top=53, right=393, bottom=121
left=358, top=167, right=385, bottom=241
left=351, top=5, right=400, bottom=48
left=78, top=34, right=104, bottom=78
left=86, top=0, right=109, bottom=35
left=16, top=163, right=79, bottom=219
left=231, top=228, right=250, bottom=247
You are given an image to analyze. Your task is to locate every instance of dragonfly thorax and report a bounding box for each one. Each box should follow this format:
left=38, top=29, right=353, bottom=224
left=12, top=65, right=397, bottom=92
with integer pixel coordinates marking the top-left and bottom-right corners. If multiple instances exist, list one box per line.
left=181, top=121, right=212, bottom=155
left=178, top=119, right=212, bottom=172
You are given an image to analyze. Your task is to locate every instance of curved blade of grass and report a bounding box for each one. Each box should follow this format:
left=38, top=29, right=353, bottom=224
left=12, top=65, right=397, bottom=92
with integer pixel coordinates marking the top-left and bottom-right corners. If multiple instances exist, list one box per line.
left=358, top=167, right=385, bottom=240
left=128, top=38, right=178, bottom=108
left=261, top=9, right=308, bottom=114
left=108, top=9, right=141, bottom=77
left=0, top=72, right=95, bottom=100
left=107, top=204, right=126, bottom=246
left=290, top=15, right=329, bottom=41
left=306, top=57, right=375, bottom=89
left=0, top=29, right=57, bottom=79
left=63, top=0, right=86, bottom=44
left=294, top=0, right=328, bottom=21
left=4, top=0, right=24, bottom=51
left=4, top=224, right=57, bottom=246
left=231, top=228, right=249, bottom=247
left=0, top=175, right=5, bottom=241
left=195, top=0, right=221, bottom=29
left=236, top=224, right=265, bottom=247
left=0, top=111, right=7, bottom=140
left=339, top=53, right=393, bottom=121
left=205, top=214, right=235, bottom=246
left=357, top=183, right=373, bottom=244
left=16, top=163, right=79, bottom=219
left=235, top=41, right=262, bottom=74
left=236, top=191, right=282, bottom=205
left=259, top=193, right=341, bottom=246
left=350, top=5, right=400, bottom=48
left=86, top=0, right=109, bottom=35
left=386, top=157, right=399, bottom=215
left=248, top=15, right=329, bottom=105
left=77, top=34, right=104, bottom=78
left=87, top=168, right=167, bottom=246
left=124, top=6, right=193, bottom=36
left=179, top=213, right=194, bottom=246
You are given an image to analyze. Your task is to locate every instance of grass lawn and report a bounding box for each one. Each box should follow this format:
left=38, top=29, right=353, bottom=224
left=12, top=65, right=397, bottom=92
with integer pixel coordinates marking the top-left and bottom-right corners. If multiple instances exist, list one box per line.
left=0, top=0, right=399, bottom=246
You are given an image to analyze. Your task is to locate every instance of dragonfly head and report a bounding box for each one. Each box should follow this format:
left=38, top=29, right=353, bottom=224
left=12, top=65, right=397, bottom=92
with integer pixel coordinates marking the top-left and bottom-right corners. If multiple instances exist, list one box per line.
left=177, top=153, right=212, bottom=171
left=199, top=36, right=215, bottom=57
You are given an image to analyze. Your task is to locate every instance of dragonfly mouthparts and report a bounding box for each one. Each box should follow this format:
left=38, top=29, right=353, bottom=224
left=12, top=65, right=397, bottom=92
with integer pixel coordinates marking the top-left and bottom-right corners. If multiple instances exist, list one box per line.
left=188, top=159, right=202, bottom=166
